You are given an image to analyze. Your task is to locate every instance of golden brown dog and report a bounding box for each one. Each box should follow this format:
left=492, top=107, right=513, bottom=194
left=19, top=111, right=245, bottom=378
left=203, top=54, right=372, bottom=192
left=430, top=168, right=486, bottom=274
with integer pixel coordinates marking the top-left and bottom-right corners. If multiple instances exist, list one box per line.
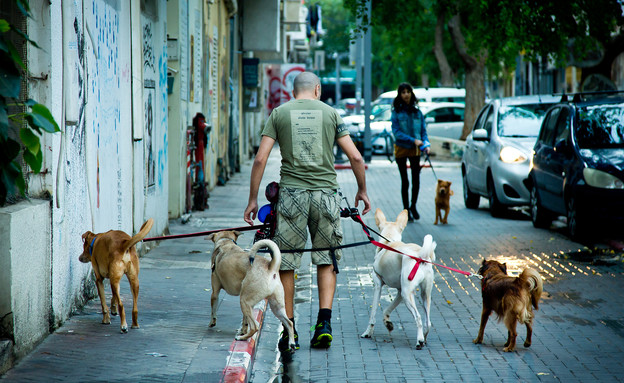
left=206, top=230, right=295, bottom=350
left=473, top=260, right=543, bottom=352
left=79, top=218, right=154, bottom=333
left=434, top=179, right=453, bottom=225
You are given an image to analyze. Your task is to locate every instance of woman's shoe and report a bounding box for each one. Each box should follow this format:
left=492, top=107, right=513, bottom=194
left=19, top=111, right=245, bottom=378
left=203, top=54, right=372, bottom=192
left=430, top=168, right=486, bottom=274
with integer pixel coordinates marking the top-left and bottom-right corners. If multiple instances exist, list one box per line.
left=410, top=206, right=420, bottom=220
left=405, top=208, right=414, bottom=222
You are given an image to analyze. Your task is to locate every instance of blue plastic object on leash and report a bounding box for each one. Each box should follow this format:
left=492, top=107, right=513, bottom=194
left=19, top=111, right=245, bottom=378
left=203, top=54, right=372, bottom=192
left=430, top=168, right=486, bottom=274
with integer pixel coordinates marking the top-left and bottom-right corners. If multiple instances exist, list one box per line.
left=258, top=204, right=272, bottom=223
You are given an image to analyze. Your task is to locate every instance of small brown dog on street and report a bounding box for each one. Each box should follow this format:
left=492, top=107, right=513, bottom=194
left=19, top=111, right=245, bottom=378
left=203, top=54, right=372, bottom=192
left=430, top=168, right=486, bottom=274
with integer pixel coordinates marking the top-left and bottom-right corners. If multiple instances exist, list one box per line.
left=206, top=230, right=295, bottom=350
left=473, top=260, right=543, bottom=352
left=79, top=218, right=154, bottom=333
left=434, top=179, right=453, bottom=225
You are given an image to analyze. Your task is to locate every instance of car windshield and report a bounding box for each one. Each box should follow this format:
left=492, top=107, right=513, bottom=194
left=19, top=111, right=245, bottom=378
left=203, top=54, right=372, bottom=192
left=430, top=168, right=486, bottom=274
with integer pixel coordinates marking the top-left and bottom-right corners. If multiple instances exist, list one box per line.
left=498, top=104, right=552, bottom=137
left=576, top=103, right=624, bottom=148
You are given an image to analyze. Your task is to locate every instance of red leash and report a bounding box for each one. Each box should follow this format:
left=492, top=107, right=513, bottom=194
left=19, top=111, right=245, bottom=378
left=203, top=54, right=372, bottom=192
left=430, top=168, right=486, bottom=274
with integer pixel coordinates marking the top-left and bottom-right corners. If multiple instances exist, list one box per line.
left=142, top=224, right=266, bottom=242
left=352, top=215, right=481, bottom=280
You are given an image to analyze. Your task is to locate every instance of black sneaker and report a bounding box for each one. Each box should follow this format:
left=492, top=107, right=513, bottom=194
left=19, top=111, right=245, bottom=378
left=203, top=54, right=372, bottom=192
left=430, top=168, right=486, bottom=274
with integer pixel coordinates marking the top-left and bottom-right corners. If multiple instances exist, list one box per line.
left=278, top=328, right=299, bottom=352
left=410, top=206, right=420, bottom=220
left=310, top=320, right=332, bottom=349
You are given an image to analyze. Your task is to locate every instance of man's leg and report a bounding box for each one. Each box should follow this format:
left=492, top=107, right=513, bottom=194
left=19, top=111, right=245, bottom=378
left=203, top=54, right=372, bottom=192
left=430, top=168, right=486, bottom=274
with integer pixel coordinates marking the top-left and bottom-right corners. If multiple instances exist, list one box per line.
left=280, top=270, right=295, bottom=318
left=317, top=264, right=336, bottom=309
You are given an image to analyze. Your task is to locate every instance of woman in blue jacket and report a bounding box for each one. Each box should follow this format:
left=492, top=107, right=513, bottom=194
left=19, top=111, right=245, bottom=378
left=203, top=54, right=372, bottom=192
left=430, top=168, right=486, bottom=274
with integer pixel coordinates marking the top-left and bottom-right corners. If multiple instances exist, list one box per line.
left=391, top=82, right=430, bottom=221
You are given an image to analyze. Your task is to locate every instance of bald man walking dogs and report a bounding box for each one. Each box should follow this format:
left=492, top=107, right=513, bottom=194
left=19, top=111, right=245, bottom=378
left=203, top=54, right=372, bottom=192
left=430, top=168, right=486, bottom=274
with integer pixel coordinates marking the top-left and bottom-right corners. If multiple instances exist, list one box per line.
left=244, top=72, right=371, bottom=352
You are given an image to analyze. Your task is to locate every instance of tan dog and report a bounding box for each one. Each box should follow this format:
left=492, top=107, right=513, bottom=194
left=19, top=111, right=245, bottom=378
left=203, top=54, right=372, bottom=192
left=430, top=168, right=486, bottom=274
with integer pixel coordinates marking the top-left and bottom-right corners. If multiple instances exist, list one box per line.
left=361, top=209, right=436, bottom=349
left=434, top=179, right=454, bottom=225
left=206, top=231, right=295, bottom=349
left=79, top=218, right=154, bottom=333
left=473, top=260, right=543, bottom=352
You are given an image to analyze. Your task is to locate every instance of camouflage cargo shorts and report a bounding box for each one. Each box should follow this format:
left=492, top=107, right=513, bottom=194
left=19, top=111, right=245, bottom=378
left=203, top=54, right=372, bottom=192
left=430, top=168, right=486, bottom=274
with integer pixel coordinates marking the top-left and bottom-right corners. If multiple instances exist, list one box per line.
left=273, top=187, right=344, bottom=270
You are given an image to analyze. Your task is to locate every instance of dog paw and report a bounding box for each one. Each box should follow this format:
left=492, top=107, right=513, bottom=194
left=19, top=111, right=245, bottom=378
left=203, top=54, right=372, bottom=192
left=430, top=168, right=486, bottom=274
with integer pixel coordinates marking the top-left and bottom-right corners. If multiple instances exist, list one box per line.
left=503, top=347, right=514, bottom=352
left=384, top=321, right=394, bottom=332
left=132, top=324, right=140, bottom=329
left=524, top=341, right=531, bottom=348
left=120, top=326, right=128, bottom=334
left=208, top=320, right=216, bottom=327
left=416, top=341, right=425, bottom=350
left=473, top=338, right=482, bottom=344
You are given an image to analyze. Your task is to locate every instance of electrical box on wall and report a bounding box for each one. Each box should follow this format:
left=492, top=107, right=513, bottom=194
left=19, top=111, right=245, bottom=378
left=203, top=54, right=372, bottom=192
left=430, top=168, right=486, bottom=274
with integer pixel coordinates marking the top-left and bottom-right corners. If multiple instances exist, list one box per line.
left=167, top=38, right=179, bottom=60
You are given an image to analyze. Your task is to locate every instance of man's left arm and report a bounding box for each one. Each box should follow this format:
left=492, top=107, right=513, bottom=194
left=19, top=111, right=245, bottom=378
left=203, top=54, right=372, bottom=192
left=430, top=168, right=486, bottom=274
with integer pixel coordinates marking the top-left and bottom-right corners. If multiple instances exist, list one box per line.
left=244, top=135, right=276, bottom=224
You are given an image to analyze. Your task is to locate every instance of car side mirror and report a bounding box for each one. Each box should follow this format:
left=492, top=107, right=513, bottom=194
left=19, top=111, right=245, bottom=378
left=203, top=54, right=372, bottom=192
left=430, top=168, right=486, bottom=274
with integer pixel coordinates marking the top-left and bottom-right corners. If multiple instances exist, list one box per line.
left=472, top=128, right=489, bottom=141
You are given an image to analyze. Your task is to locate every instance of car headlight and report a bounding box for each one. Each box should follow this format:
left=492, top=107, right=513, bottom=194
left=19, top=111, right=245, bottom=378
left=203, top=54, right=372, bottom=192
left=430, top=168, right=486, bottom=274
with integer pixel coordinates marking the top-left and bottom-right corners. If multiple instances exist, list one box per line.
left=583, top=168, right=624, bottom=189
left=499, top=146, right=527, bottom=164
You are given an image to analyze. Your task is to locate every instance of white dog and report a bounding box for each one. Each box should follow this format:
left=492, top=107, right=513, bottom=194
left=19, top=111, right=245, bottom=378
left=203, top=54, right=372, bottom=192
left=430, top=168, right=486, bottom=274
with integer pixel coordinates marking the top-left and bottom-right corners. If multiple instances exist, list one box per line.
left=360, top=209, right=436, bottom=349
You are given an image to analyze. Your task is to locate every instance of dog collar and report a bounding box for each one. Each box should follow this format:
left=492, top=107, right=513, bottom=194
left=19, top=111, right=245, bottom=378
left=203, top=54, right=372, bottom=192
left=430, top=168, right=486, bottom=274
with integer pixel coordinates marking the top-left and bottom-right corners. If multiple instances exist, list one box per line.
left=216, top=237, right=237, bottom=245
left=89, top=236, right=97, bottom=255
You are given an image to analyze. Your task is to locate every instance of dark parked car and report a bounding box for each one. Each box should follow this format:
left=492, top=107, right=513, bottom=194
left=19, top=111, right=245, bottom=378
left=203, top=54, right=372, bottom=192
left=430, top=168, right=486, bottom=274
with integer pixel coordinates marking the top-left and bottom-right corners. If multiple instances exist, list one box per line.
left=526, top=92, right=624, bottom=239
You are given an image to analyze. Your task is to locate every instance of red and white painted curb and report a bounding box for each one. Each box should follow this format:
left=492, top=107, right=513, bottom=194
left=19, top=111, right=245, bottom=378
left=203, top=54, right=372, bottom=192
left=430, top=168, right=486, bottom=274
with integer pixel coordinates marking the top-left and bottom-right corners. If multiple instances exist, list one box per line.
left=221, top=300, right=267, bottom=383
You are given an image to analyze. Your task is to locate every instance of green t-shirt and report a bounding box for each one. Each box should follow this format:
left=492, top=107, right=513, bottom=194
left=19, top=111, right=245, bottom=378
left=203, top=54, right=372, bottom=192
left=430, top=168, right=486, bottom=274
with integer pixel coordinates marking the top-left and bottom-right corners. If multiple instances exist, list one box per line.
left=262, top=99, right=348, bottom=190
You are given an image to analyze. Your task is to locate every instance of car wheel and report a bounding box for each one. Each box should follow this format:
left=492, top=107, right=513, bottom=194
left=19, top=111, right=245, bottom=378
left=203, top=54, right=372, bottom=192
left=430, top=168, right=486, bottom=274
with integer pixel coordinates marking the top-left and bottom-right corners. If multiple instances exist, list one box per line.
left=462, top=171, right=480, bottom=209
left=566, top=196, right=587, bottom=241
left=530, top=184, right=551, bottom=229
left=487, top=175, right=505, bottom=218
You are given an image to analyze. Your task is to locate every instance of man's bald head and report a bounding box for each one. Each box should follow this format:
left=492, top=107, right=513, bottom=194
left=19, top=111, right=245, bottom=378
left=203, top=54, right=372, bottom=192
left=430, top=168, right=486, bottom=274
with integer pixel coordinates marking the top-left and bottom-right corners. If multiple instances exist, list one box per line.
left=293, top=71, right=321, bottom=99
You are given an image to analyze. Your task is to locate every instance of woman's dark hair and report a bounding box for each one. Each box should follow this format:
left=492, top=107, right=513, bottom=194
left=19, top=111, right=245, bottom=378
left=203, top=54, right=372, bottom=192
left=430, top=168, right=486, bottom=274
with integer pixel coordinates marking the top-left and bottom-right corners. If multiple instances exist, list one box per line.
left=392, top=82, right=418, bottom=113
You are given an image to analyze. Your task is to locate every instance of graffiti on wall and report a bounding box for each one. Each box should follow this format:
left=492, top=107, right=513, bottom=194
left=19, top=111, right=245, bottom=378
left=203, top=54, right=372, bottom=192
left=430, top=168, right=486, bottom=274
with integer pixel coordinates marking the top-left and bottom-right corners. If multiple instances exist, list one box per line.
left=264, top=64, right=306, bottom=117
left=143, top=20, right=156, bottom=190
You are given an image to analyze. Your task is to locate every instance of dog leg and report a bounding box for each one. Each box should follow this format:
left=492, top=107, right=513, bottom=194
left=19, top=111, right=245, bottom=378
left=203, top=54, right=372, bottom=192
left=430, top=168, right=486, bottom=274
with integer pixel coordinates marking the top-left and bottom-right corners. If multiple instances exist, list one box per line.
left=442, top=208, right=449, bottom=224
left=209, top=278, right=222, bottom=327
left=421, top=278, right=433, bottom=343
left=110, top=295, right=118, bottom=316
left=503, top=315, right=518, bottom=352
left=434, top=208, right=439, bottom=225
left=402, top=290, right=425, bottom=349
left=361, top=274, right=384, bottom=338
left=237, top=300, right=258, bottom=341
left=95, top=277, right=111, bottom=325
left=110, top=278, right=128, bottom=333
left=382, top=293, right=403, bottom=333
left=129, top=275, right=140, bottom=329
left=473, top=308, right=491, bottom=344
left=524, top=320, right=533, bottom=348
left=268, top=295, right=296, bottom=351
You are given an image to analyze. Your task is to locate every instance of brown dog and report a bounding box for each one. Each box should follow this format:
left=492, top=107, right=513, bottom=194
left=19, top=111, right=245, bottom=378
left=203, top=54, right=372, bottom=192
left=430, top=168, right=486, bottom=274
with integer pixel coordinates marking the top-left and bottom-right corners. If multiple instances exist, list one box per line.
left=206, top=231, right=295, bottom=350
left=79, top=218, right=153, bottom=333
left=434, top=179, right=453, bottom=225
left=473, top=260, right=543, bottom=352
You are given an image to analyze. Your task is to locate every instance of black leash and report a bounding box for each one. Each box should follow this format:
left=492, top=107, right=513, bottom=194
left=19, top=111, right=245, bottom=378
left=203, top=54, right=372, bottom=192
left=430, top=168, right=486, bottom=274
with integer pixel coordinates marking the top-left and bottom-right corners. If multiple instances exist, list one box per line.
left=423, top=152, right=438, bottom=180
left=143, top=224, right=266, bottom=242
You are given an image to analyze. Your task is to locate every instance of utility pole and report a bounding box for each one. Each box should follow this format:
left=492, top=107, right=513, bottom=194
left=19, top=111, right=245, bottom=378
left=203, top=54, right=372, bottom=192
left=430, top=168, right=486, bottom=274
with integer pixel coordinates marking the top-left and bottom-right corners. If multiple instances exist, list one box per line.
left=362, top=0, right=372, bottom=163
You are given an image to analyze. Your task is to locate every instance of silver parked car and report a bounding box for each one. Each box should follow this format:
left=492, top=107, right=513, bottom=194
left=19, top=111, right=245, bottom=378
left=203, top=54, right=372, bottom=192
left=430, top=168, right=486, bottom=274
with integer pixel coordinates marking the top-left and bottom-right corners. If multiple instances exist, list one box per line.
left=461, top=95, right=559, bottom=216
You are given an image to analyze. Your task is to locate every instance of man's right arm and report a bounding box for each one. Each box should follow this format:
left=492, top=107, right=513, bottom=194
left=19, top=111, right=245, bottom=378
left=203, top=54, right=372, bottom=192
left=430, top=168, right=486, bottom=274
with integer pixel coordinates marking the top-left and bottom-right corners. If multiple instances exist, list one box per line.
left=244, top=135, right=276, bottom=224
left=337, top=134, right=371, bottom=215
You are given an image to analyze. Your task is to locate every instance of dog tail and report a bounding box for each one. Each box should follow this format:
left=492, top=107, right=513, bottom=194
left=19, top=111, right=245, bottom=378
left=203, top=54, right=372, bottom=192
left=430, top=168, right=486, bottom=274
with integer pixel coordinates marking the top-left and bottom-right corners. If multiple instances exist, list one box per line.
left=520, top=267, right=543, bottom=311
left=250, top=239, right=282, bottom=274
left=123, top=218, right=154, bottom=253
left=420, top=234, right=437, bottom=262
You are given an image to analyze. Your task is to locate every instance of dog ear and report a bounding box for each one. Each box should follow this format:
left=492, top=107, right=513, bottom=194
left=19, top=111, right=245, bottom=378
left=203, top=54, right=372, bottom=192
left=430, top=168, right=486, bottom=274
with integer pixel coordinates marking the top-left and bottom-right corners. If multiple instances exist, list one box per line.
left=396, top=210, right=409, bottom=229
left=502, top=263, right=507, bottom=274
left=374, top=208, right=385, bottom=227
left=206, top=233, right=215, bottom=241
left=233, top=230, right=242, bottom=239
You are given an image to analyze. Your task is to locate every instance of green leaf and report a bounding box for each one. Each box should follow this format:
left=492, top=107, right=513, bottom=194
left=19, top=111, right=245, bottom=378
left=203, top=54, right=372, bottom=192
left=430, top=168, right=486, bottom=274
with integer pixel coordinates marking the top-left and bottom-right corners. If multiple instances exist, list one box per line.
left=30, top=103, right=59, bottom=132
left=0, top=101, right=8, bottom=140
left=22, top=147, right=42, bottom=173
left=19, top=127, right=40, bottom=154
left=10, top=26, right=40, bottom=49
left=24, top=113, right=43, bottom=135
left=0, top=20, right=10, bottom=33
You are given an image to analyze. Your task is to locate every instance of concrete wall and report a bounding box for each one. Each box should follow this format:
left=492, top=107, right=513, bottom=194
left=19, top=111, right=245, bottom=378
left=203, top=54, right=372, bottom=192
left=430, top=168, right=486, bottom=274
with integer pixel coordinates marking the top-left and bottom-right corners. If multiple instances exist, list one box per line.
left=0, top=200, right=51, bottom=358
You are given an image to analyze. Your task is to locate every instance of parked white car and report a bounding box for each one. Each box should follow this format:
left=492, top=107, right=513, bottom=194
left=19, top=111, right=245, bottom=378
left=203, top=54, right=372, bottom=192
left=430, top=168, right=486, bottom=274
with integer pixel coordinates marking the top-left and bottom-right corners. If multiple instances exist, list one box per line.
left=374, top=87, right=465, bottom=106
left=461, top=95, right=559, bottom=217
